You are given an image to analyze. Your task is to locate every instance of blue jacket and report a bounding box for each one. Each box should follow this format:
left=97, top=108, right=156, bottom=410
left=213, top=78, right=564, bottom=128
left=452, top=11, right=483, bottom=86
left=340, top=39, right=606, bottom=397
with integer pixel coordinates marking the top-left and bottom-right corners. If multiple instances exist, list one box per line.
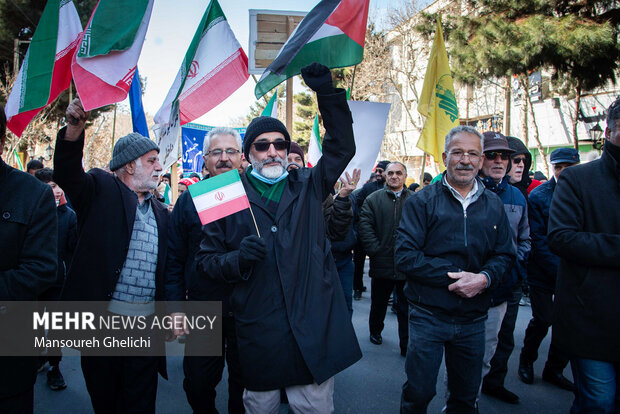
left=482, top=176, right=530, bottom=305
left=526, top=178, right=559, bottom=292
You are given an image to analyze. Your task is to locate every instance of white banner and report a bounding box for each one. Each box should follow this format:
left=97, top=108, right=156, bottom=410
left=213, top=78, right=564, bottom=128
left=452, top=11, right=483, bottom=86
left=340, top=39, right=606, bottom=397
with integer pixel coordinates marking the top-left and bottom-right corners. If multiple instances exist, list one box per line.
left=153, top=103, right=181, bottom=172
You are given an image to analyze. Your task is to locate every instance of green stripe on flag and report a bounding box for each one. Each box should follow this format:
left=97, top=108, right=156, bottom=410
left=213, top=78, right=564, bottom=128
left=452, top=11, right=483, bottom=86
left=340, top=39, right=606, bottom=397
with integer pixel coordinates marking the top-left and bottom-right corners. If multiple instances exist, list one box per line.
left=313, top=114, right=322, bottom=152
left=261, top=90, right=278, bottom=117
left=188, top=169, right=241, bottom=197
left=78, top=0, right=150, bottom=57
left=13, top=149, right=24, bottom=171
left=21, top=0, right=59, bottom=112
left=255, top=34, right=363, bottom=98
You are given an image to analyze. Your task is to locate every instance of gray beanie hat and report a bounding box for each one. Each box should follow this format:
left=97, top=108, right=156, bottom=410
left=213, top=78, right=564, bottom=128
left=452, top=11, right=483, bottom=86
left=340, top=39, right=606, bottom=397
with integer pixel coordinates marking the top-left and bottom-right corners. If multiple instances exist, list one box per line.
left=109, top=133, right=159, bottom=171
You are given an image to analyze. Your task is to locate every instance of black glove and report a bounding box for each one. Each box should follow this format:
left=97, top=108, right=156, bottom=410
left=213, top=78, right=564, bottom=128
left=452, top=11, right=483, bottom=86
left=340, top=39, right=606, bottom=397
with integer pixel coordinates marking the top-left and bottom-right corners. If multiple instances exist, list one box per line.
left=301, top=62, right=334, bottom=95
left=238, top=235, right=267, bottom=271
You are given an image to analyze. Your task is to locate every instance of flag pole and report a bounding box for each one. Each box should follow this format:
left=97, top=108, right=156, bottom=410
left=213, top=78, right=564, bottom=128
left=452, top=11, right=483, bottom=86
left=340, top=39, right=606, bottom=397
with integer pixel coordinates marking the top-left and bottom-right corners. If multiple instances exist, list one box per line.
left=248, top=205, right=261, bottom=237
left=350, top=64, right=358, bottom=96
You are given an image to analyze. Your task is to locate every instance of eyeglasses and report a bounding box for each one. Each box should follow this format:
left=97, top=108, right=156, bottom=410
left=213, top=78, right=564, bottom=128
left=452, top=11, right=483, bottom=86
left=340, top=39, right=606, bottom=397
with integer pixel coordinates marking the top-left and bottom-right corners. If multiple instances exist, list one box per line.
left=448, top=150, right=481, bottom=161
left=252, top=140, right=290, bottom=152
left=485, top=151, right=511, bottom=161
left=206, top=148, right=240, bottom=157
left=512, top=157, right=526, bottom=164
left=375, top=169, right=385, bottom=174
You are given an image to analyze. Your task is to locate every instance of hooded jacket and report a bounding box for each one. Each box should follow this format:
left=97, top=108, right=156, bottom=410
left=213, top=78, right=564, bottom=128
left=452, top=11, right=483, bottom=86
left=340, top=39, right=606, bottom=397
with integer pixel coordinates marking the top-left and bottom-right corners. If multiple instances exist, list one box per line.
left=507, top=136, right=533, bottom=199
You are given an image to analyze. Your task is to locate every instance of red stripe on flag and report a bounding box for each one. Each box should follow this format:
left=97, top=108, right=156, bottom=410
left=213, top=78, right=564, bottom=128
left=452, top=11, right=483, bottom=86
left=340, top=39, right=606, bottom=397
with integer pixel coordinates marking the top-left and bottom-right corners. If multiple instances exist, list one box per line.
left=7, top=44, right=76, bottom=137
left=325, top=0, right=369, bottom=47
left=179, top=49, right=249, bottom=125
left=196, top=195, right=250, bottom=225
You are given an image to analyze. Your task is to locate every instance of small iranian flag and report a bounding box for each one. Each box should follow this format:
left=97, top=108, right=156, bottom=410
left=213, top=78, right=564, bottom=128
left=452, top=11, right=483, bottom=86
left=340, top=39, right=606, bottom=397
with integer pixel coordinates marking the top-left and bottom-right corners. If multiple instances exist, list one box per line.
left=260, top=90, right=278, bottom=118
left=307, top=113, right=323, bottom=167
left=188, top=169, right=250, bottom=225
left=254, top=0, right=370, bottom=99
left=154, top=0, right=249, bottom=126
left=72, top=0, right=154, bottom=111
left=5, top=0, right=82, bottom=137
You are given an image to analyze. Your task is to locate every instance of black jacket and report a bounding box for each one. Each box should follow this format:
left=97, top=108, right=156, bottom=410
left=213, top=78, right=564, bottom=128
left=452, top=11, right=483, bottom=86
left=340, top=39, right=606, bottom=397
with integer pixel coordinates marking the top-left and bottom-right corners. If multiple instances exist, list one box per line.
left=165, top=188, right=233, bottom=314
left=548, top=140, right=620, bottom=362
left=54, top=204, right=77, bottom=288
left=395, top=177, right=515, bottom=322
left=527, top=178, right=559, bottom=292
left=359, top=187, right=413, bottom=280
left=195, top=90, right=361, bottom=391
left=0, top=159, right=57, bottom=397
left=326, top=194, right=357, bottom=260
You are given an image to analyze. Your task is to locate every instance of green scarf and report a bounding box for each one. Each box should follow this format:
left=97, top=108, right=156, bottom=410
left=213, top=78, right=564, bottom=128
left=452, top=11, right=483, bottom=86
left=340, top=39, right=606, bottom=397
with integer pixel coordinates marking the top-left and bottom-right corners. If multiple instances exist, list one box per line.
left=245, top=166, right=288, bottom=216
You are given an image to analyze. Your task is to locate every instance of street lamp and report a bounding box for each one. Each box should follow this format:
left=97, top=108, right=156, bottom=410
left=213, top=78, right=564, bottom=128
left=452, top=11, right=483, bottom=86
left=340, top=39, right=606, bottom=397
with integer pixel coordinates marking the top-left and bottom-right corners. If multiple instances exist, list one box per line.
left=44, top=144, right=54, bottom=161
left=589, top=123, right=604, bottom=149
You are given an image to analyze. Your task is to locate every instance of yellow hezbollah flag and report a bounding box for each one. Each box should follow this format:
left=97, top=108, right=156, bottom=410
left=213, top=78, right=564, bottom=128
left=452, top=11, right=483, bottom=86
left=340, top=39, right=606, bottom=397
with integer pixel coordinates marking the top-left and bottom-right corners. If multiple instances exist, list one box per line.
left=417, top=15, right=459, bottom=169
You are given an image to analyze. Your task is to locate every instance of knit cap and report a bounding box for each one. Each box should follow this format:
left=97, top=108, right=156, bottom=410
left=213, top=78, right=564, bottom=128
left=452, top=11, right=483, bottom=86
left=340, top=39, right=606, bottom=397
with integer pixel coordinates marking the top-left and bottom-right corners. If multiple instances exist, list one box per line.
left=109, top=133, right=159, bottom=171
left=243, top=116, right=291, bottom=160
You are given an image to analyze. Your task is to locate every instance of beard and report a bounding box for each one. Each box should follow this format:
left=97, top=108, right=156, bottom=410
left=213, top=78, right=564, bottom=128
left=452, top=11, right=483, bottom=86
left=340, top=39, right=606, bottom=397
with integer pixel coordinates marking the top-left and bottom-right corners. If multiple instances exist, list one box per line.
left=250, top=154, right=286, bottom=179
left=133, top=160, right=158, bottom=191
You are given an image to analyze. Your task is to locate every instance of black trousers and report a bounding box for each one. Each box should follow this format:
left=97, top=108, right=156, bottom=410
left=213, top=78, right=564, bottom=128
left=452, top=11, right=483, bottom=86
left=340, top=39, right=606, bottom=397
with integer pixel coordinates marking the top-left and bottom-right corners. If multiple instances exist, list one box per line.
left=520, top=285, right=569, bottom=372
left=369, top=278, right=408, bottom=349
left=483, top=288, right=521, bottom=389
left=353, top=241, right=366, bottom=292
left=0, top=388, right=33, bottom=414
left=183, top=315, right=244, bottom=414
left=81, top=355, right=160, bottom=413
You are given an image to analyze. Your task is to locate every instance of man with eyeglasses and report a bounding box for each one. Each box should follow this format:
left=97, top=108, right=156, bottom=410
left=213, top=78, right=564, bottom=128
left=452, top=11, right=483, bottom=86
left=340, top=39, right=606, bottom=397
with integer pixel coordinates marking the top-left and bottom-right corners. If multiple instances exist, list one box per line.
left=195, top=63, right=361, bottom=413
left=477, top=132, right=531, bottom=405
left=397, top=125, right=515, bottom=413
left=166, top=127, right=244, bottom=413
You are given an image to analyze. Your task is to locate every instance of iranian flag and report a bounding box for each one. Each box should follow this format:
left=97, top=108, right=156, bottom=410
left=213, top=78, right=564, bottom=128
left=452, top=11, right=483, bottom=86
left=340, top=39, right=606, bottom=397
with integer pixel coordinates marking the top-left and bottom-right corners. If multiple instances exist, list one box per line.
left=254, top=0, right=369, bottom=99
left=307, top=113, right=322, bottom=167
left=260, top=90, right=278, bottom=118
left=5, top=0, right=82, bottom=137
left=154, top=0, right=249, bottom=126
left=72, top=0, right=154, bottom=111
left=188, top=169, right=250, bottom=225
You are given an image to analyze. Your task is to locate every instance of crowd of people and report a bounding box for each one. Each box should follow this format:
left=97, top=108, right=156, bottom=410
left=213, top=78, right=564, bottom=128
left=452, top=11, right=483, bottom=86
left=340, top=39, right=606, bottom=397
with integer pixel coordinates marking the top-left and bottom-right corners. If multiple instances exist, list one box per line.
left=0, top=63, right=618, bottom=414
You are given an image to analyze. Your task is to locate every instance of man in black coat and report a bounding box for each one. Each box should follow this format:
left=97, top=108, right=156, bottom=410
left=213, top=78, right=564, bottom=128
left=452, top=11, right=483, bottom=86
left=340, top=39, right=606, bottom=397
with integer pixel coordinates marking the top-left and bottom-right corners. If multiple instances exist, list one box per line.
left=359, top=162, right=413, bottom=356
left=195, top=63, right=361, bottom=413
left=518, top=148, right=579, bottom=391
left=0, top=105, right=57, bottom=413
left=548, top=98, right=620, bottom=413
left=54, top=99, right=169, bottom=413
left=166, top=127, right=244, bottom=413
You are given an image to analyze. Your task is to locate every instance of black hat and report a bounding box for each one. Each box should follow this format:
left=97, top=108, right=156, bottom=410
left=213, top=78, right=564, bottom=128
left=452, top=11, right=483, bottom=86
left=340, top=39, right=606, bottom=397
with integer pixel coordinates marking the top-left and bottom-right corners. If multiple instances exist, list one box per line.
left=243, top=116, right=291, bottom=160
left=376, top=160, right=390, bottom=171
left=109, top=132, right=159, bottom=171
left=550, top=147, right=580, bottom=164
left=482, top=131, right=515, bottom=153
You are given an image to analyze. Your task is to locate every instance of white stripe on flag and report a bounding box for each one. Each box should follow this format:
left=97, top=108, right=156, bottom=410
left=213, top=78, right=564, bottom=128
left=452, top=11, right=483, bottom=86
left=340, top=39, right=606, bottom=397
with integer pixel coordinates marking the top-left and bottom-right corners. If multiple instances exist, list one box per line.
left=307, top=23, right=344, bottom=43
left=192, top=181, right=247, bottom=212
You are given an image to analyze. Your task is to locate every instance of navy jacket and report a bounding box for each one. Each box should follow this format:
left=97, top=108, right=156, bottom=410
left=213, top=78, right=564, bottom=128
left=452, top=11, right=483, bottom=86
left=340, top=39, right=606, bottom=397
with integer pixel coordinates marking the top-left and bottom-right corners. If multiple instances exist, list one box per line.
left=395, top=177, right=516, bottom=322
left=527, top=178, right=559, bottom=292
left=0, top=159, right=57, bottom=397
left=195, top=90, right=361, bottom=391
left=548, top=140, right=620, bottom=362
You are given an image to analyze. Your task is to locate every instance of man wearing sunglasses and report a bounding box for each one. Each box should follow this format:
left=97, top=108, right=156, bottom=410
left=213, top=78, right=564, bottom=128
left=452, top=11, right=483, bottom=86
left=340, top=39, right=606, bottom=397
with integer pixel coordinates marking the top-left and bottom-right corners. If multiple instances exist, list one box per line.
left=478, top=132, right=531, bottom=405
left=196, top=63, right=361, bottom=413
left=507, top=136, right=541, bottom=198
left=166, top=127, right=245, bottom=413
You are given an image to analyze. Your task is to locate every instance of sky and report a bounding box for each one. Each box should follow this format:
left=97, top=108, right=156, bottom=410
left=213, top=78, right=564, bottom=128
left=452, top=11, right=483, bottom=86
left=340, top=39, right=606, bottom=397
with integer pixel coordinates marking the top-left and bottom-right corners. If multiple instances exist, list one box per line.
left=134, top=0, right=398, bottom=127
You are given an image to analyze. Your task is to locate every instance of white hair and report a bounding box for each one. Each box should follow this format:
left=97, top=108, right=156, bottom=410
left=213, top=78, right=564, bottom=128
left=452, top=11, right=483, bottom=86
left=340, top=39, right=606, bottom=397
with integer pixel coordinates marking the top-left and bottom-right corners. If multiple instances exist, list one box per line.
left=444, top=126, right=484, bottom=152
left=203, top=127, right=242, bottom=155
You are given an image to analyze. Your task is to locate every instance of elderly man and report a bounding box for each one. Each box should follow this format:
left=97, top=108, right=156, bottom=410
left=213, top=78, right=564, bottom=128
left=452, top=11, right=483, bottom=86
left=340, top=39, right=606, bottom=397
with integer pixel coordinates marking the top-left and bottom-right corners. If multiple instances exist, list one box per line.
left=548, top=98, right=620, bottom=413
left=0, top=106, right=57, bottom=412
left=195, top=63, right=361, bottom=413
left=166, top=127, right=244, bottom=413
left=518, top=148, right=580, bottom=391
left=53, top=99, right=169, bottom=413
left=477, top=132, right=530, bottom=405
left=359, top=162, right=413, bottom=356
left=396, top=125, right=515, bottom=413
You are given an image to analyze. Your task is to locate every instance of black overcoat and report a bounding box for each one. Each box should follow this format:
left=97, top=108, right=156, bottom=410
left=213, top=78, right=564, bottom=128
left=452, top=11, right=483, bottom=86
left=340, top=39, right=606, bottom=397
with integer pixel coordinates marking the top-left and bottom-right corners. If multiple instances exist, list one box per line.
left=548, top=141, right=620, bottom=362
left=0, top=159, right=57, bottom=397
left=196, top=90, right=362, bottom=391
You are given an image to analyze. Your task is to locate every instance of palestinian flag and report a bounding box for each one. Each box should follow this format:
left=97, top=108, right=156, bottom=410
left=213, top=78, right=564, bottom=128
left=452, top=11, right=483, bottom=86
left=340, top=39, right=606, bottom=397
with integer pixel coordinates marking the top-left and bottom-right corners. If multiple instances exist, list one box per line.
left=5, top=0, right=82, bottom=137
left=188, top=169, right=250, bottom=225
left=254, top=0, right=369, bottom=99
left=307, top=113, right=322, bottom=167
left=154, top=0, right=249, bottom=126
left=260, top=90, right=278, bottom=118
left=72, top=0, right=154, bottom=111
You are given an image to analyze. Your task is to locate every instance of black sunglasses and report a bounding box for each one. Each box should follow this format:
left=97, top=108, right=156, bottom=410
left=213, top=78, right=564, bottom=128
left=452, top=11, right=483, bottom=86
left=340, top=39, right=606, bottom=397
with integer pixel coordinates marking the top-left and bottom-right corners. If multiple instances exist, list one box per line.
left=485, top=151, right=511, bottom=161
left=252, top=140, right=290, bottom=152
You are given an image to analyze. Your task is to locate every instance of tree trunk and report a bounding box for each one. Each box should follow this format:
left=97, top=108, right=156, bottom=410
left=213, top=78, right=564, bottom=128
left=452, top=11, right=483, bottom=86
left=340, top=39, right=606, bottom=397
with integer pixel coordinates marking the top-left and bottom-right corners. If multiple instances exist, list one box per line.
left=519, top=76, right=549, bottom=177
left=519, top=79, right=529, bottom=146
left=572, top=83, right=582, bottom=150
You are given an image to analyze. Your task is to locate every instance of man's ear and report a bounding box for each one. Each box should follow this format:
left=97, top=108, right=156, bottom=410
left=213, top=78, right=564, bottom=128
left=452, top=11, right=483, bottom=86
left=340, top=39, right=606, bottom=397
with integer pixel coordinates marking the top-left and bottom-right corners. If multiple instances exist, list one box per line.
left=125, top=160, right=136, bottom=174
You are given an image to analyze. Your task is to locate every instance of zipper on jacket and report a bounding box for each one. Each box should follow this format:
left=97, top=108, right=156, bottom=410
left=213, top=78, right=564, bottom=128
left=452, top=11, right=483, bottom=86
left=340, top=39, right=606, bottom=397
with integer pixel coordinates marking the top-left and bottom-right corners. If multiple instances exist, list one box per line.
left=463, top=209, right=468, bottom=247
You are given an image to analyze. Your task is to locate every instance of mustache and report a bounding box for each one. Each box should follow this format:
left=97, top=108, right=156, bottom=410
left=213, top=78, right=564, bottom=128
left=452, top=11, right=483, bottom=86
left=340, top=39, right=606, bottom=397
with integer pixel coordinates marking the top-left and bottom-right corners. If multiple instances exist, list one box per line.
left=216, top=161, right=232, bottom=169
left=258, top=157, right=286, bottom=168
left=455, top=164, right=474, bottom=171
